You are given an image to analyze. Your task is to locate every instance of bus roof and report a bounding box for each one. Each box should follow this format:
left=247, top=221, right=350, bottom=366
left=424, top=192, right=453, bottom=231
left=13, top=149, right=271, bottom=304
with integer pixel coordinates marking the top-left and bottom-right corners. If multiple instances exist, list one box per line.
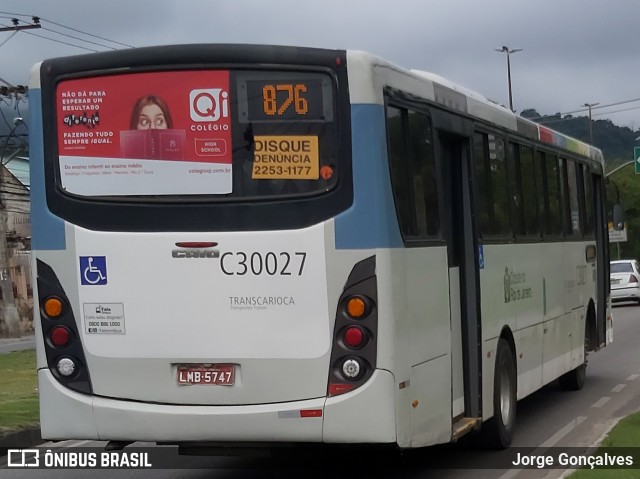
left=346, top=50, right=604, bottom=165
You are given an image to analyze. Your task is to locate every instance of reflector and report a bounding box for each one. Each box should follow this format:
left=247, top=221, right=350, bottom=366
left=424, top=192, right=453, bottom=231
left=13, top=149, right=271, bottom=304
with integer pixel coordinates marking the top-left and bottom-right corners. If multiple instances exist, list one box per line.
left=328, top=383, right=355, bottom=396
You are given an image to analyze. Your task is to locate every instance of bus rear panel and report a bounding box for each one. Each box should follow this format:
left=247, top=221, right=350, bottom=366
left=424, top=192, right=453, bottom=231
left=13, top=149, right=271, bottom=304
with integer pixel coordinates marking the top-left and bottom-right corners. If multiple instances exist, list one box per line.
left=31, top=45, right=395, bottom=445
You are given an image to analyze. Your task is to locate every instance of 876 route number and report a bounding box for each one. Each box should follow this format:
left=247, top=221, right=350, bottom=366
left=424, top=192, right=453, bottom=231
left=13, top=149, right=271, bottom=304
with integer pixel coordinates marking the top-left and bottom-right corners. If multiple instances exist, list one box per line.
left=220, top=252, right=306, bottom=276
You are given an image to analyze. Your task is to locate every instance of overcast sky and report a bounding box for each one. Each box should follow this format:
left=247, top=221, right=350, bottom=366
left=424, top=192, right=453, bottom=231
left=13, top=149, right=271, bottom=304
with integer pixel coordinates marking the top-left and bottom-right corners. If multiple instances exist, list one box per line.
left=2, top=0, right=640, bottom=131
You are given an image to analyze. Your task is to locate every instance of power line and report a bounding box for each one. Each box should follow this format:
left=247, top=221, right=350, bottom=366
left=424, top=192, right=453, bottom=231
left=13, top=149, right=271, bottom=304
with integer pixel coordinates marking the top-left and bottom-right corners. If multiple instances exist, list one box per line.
left=0, top=105, right=13, bottom=130
left=0, top=76, right=16, bottom=89
left=0, top=12, right=133, bottom=48
left=1, top=20, right=97, bottom=52
left=39, top=16, right=133, bottom=48
left=528, top=97, right=640, bottom=122
left=40, top=26, right=117, bottom=50
left=563, top=97, right=640, bottom=116
left=14, top=27, right=100, bottom=52
left=0, top=30, right=17, bottom=48
left=592, top=105, right=640, bottom=118
left=535, top=105, right=640, bottom=126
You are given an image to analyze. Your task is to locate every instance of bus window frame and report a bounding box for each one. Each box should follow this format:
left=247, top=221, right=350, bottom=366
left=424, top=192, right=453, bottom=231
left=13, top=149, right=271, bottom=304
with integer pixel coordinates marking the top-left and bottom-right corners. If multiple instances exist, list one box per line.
left=383, top=89, right=445, bottom=248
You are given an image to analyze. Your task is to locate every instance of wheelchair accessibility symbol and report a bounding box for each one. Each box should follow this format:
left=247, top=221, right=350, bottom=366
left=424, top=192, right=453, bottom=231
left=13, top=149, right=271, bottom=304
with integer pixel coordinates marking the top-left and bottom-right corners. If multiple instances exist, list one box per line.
left=80, top=256, right=107, bottom=285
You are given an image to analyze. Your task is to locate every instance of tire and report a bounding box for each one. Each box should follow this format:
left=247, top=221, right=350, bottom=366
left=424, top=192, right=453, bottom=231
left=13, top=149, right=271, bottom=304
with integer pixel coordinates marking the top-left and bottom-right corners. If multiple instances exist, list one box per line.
left=559, top=317, right=589, bottom=391
left=559, top=363, right=586, bottom=391
left=482, top=338, right=517, bottom=449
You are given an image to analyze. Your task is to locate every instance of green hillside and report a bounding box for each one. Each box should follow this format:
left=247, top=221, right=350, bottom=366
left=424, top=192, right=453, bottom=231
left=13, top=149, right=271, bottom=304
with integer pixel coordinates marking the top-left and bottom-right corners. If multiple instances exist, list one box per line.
left=521, top=109, right=640, bottom=260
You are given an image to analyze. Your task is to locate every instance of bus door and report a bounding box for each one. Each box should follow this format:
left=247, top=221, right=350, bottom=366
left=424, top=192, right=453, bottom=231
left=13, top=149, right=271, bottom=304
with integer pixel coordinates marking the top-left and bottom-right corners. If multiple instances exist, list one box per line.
left=432, top=110, right=482, bottom=426
left=593, top=172, right=609, bottom=347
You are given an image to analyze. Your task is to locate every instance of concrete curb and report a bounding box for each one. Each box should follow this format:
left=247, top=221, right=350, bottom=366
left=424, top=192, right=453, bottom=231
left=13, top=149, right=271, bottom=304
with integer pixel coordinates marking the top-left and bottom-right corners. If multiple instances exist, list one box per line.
left=0, top=427, right=43, bottom=457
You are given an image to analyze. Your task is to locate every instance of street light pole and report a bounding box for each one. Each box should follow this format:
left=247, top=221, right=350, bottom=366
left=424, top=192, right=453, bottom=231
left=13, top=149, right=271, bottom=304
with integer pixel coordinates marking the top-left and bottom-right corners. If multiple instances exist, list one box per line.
left=495, top=46, right=523, bottom=112
left=583, top=102, right=599, bottom=144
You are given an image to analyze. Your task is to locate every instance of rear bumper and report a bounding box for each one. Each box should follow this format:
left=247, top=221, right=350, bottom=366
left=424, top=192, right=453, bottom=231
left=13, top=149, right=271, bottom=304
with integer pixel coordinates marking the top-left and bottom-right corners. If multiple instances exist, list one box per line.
left=611, top=286, right=640, bottom=303
left=39, top=368, right=396, bottom=444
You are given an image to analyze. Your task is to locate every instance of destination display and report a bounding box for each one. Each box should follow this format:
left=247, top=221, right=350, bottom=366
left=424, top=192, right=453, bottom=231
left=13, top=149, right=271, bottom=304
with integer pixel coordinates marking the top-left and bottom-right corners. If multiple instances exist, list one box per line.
left=245, top=79, right=326, bottom=121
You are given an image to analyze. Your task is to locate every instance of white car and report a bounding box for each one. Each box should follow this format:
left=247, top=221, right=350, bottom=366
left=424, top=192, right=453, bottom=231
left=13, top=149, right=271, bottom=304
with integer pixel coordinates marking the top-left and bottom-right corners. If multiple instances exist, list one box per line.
left=610, top=259, right=640, bottom=305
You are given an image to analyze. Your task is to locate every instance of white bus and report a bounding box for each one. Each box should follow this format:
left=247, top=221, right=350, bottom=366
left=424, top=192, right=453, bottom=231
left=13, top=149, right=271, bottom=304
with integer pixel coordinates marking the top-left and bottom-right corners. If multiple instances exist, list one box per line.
left=30, top=44, right=612, bottom=452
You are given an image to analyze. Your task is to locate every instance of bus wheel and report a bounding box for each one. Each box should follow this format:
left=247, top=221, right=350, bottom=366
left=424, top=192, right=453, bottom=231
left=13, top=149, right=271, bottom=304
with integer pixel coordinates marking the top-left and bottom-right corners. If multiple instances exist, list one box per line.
left=559, top=362, right=586, bottom=391
left=559, top=321, right=588, bottom=391
left=483, top=338, right=517, bottom=449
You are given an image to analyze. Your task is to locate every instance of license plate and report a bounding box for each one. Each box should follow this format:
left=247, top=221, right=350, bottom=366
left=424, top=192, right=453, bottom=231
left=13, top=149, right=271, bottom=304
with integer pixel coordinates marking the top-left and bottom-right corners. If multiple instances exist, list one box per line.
left=177, top=365, right=235, bottom=385
left=611, top=278, right=620, bottom=285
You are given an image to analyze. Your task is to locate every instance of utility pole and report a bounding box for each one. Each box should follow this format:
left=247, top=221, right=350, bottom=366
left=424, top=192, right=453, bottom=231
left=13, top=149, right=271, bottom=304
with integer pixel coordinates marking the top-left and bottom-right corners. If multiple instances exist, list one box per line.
left=495, top=46, right=523, bottom=112
left=0, top=119, right=25, bottom=337
left=583, top=102, right=599, bottom=144
left=0, top=18, right=38, bottom=336
left=0, top=17, right=41, bottom=33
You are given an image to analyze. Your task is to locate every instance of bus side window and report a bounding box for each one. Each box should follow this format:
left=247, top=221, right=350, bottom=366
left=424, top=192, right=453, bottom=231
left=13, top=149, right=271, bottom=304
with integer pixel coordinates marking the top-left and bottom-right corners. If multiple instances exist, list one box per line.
left=565, top=158, right=582, bottom=236
left=581, top=164, right=595, bottom=237
left=519, top=144, right=540, bottom=237
left=407, top=110, right=439, bottom=237
left=507, top=142, right=525, bottom=237
left=488, top=134, right=510, bottom=237
left=472, top=132, right=493, bottom=236
left=386, top=105, right=417, bottom=237
left=385, top=102, right=439, bottom=242
left=543, top=153, right=563, bottom=237
left=472, top=132, right=511, bottom=238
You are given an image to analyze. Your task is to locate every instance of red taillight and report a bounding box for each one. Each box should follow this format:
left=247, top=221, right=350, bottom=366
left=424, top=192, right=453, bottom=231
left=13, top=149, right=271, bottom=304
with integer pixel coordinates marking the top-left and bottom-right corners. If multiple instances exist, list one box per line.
left=344, top=326, right=365, bottom=348
left=50, top=326, right=71, bottom=347
left=328, top=257, right=378, bottom=397
left=630, top=275, right=639, bottom=283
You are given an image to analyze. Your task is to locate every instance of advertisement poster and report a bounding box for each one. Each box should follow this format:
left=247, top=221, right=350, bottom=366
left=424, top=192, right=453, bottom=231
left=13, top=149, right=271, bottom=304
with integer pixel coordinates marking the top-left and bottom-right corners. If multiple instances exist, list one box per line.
left=56, top=70, right=232, bottom=196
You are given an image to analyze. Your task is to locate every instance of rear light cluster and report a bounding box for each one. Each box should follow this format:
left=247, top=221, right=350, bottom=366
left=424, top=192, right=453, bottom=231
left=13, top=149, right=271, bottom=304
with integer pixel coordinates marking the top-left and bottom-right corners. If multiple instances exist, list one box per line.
left=327, top=256, right=378, bottom=397
left=630, top=275, right=639, bottom=284
left=37, top=260, right=92, bottom=394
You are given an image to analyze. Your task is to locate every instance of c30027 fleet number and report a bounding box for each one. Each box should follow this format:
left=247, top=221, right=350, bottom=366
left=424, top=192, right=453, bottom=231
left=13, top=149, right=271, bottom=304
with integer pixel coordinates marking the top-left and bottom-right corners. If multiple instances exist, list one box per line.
left=220, top=252, right=306, bottom=276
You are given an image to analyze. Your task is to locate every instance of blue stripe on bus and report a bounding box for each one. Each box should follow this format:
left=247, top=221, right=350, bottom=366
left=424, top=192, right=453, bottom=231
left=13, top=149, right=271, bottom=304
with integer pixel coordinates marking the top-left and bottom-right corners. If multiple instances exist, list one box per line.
left=334, top=104, right=403, bottom=249
left=29, top=89, right=66, bottom=250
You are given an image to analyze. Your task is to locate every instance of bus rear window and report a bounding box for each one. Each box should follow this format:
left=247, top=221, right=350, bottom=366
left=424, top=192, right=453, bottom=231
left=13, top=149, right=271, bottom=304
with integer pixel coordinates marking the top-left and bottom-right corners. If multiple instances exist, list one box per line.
left=55, top=69, right=338, bottom=200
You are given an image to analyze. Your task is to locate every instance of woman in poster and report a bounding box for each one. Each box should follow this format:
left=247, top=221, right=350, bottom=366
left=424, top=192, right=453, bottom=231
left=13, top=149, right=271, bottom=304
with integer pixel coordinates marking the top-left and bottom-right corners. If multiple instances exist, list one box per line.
left=129, top=95, right=174, bottom=130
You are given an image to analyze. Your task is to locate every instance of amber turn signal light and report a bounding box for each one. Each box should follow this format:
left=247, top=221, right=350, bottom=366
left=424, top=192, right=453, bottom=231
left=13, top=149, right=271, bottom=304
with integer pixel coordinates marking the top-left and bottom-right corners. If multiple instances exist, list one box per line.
left=346, top=296, right=367, bottom=319
left=44, top=297, right=64, bottom=318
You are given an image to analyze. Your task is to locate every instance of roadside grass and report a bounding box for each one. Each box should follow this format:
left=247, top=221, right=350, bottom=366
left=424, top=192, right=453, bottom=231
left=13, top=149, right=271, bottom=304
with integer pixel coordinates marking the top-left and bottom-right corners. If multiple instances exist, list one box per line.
left=569, top=413, right=640, bottom=478
left=0, top=350, right=39, bottom=436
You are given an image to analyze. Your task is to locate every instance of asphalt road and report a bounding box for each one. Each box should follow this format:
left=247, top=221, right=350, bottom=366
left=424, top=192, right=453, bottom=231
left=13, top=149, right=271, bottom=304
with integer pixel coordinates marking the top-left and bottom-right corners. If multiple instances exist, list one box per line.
left=2, top=305, right=640, bottom=478
left=0, top=335, right=35, bottom=354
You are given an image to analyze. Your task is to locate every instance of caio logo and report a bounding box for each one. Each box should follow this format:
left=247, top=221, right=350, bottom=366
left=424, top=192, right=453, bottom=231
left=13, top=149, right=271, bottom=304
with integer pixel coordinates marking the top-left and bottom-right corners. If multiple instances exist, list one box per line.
left=190, top=89, right=229, bottom=122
